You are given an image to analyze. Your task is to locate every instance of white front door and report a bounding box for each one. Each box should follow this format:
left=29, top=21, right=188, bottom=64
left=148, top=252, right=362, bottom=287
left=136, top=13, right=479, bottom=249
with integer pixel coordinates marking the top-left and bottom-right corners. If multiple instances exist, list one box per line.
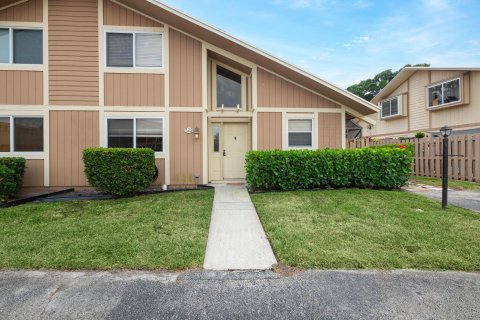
left=223, top=123, right=249, bottom=179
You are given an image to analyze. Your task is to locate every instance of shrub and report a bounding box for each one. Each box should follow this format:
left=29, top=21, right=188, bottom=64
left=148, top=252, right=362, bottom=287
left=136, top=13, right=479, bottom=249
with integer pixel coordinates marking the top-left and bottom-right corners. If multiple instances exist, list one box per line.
left=245, top=147, right=413, bottom=192
left=369, top=143, right=415, bottom=155
left=415, top=131, right=426, bottom=139
left=83, top=148, right=155, bottom=196
left=0, top=157, right=26, bottom=202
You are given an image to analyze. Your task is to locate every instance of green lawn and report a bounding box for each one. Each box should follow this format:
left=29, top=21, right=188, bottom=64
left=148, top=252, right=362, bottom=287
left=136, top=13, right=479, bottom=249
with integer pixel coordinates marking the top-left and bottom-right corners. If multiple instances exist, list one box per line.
left=0, top=190, right=214, bottom=270
left=252, top=189, right=480, bottom=271
left=411, top=176, right=480, bottom=190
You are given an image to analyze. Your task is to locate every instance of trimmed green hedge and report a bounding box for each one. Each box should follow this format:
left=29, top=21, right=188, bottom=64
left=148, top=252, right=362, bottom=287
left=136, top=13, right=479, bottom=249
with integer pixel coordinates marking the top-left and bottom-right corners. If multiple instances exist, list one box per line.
left=245, top=148, right=413, bottom=191
left=83, top=148, right=155, bottom=196
left=0, top=157, right=26, bottom=202
left=369, top=143, right=415, bottom=155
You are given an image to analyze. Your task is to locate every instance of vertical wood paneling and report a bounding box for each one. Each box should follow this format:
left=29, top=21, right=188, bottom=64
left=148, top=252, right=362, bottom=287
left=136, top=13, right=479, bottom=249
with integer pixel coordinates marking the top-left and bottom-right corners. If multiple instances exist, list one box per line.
left=0, top=71, right=43, bottom=105
left=23, top=159, right=44, bottom=187
left=49, top=0, right=99, bottom=106
left=257, top=112, right=282, bottom=150
left=257, top=68, right=340, bottom=109
left=104, top=73, right=165, bottom=106
left=0, top=0, right=43, bottom=22
left=408, top=71, right=429, bottom=131
left=103, top=0, right=162, bottom=27
left=50, top=111, right=100, bottom=187
left=318, top=113, right=342, bottom=149
left=169, top=112, right=203, bottom=185
left=169, top=29, right=202, bottom=107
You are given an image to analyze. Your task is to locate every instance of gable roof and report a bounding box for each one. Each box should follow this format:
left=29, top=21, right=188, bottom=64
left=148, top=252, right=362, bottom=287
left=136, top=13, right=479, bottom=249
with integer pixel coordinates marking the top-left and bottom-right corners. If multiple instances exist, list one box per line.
left=115, top=0, right=379, bottom=115
left=371, top=67, right=480, bottom=105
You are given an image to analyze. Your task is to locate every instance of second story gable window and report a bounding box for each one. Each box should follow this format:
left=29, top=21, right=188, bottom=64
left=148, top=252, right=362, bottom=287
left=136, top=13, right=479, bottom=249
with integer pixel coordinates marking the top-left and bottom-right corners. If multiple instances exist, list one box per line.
left=380, top=95, right=403, bottom=119
left=0, top=28, right=43, bottom=65
left=106, top=32, right=163, bottom=68
left=427, top=78, right=461, bottom=108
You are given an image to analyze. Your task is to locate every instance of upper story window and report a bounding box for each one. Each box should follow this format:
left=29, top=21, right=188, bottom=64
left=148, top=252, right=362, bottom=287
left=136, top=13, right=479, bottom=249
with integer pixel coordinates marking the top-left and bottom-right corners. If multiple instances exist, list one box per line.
left=106, top=32, right=163, bottom=68
left=216, top=65, right=242, bottom=108
left=0, top=28, right=43, bottom=65
left=427, top=78, right=461, bottom=108
left=0, top=116, right=44, bottom=153
left=380, top=95, right=403, bottom=119
left=106, top=117, right=164, bottom=152
left=288, top=119, right=313, bottom=148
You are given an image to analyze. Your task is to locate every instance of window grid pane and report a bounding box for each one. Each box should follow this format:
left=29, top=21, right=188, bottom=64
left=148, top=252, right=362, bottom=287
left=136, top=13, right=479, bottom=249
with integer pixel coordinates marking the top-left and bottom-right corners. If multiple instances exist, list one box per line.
left=442, top=79, right=460, bottom=105
left=390, top=98, right=398, bottom=115
left=135, top=33, right=163, bottom=67
left=13, top=29, right=42, bottom=64
left=107, top=119, right=134, bottom=148
left=0, top=28, right=9, bottom=63
left=106, top=33, right=133, bottom=67
left=136, top=118, right=163, bottom=152
left=289, top=133, right=312, bottom=147
left=288, top=119, right=312, bottom=132
left=14, top=118, right=43, bottom=152
left=0, top=117, right=10, bottom=152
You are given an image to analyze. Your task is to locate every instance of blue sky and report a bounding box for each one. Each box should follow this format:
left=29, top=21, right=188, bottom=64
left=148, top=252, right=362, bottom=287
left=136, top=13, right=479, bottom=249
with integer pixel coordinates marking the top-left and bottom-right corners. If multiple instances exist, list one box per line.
left=161, top=0, right=480, bottom=88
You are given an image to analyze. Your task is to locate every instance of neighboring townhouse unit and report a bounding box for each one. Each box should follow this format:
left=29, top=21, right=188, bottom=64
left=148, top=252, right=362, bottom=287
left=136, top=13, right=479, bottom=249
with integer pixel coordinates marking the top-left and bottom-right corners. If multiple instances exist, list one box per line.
left=0, top=0, right=378, bottom=189
left=359, top=67, right=480, bottom=138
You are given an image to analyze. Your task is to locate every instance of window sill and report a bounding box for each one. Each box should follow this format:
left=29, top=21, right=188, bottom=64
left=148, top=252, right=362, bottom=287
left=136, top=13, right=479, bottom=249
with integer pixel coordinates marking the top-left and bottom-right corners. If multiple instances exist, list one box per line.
left=0, top=152, right=45, bottom=160
left=104, top=67, right=165, bottom=74
left=427, top=101, right=466, bottom=111
left=0, top=64, right=44, bottom=71
left=380, top=114, right=405, bottom=121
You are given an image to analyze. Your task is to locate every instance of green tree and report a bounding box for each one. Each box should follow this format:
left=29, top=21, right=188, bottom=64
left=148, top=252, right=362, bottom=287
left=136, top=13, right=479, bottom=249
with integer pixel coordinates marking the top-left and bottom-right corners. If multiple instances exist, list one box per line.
left=347, top=63, right=430, bottom=101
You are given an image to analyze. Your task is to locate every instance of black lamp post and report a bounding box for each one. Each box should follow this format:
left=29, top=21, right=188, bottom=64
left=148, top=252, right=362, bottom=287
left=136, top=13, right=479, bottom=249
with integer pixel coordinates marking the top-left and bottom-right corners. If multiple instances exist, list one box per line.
left=440, top=125, right=452, bottom=209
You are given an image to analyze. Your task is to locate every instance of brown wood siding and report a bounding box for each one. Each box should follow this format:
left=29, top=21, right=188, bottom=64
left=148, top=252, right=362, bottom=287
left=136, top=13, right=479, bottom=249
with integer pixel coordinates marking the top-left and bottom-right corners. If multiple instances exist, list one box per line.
left=152, top=158, right=165, bottom=186
left=169, top=112, right=202, bottom=185
left=257, top=112, right=282, bottom=150
left=0, top=0, right=43, bottom=22
left=103, top=0, right=162, bottom=27
left=104, top=73, right=165, bottom=106
left=48, top=0, right=99, bottom=106
left=23, top=159, right=44, bottom=187
left=169, top=29, right=202, bottom=107
left=258, top=68, right=340, bottom=109
left=318, top=113, right=342, bottom=149
left=49, top=110, right=99, bottom=187
left=0, top=71, right=43, bottom=105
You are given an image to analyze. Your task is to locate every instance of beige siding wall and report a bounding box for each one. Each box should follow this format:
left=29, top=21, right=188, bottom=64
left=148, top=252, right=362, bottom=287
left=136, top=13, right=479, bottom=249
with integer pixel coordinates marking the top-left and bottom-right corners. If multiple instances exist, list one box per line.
left=23, top=159, right=44, bottom=187
left=49, top=111, right=100, bottom=187
left=431, top=71, right=480, bottom=128
left=318, top=113, right=342, bottom=149
left=49, top=0, right=99, bottom=106
left=103, top=0, right=162, bottom=27
left=257, top=112, right=282, bottom=150
left=104, top=73, right=165, bottom=106
left=152, top=158, right=165, bottom=186
left=257, top=68, right=340, bottom=108
left=430, top=70, right=462, bottom=83
left=0, top=0, right=43, bottom=22
left=370, top=113, right=409, bottom=136
left=169, top=29, right=202, bottom=107
left=390, top=80, right=408, bottom=97
left=169, top=112, right=203, bottom=185
left=0, top=71, right=43, bottom=105
left=408, top=71, right=430, bottom=131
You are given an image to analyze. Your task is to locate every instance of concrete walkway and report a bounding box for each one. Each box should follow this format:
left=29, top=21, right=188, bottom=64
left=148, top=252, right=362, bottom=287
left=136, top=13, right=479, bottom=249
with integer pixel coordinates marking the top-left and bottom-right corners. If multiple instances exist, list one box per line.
left=203, top=186, right=277, bottom=270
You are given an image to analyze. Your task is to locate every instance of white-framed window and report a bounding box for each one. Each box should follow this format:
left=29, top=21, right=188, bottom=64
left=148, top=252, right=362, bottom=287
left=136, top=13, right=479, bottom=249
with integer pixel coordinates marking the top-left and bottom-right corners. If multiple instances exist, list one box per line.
left=380, top=95, right=403, bottom=118
left=105, top=31, right=163, bottom=68
left=427, top=77, right=461, bottom=109
left=105, top=117, right=164, bottom=152
left=212, top=61, right=247, bottom=110
left=0, top=116, right=44, bottom=152
left=0, top=27, right=43, bottom=65
left=287, top=119, right=313, bottom=148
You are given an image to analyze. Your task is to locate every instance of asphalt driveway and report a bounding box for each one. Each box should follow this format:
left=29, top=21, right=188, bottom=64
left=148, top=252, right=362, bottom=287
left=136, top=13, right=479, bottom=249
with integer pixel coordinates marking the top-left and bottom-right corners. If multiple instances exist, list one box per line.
left=407, top=185, right=480, bottom=213
left=0, top=270, right=479, bottom=319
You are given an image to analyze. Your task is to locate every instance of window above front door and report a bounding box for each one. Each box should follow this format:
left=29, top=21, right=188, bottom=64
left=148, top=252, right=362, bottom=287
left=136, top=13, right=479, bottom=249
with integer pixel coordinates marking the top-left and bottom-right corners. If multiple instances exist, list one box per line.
left=211, top=61, right=248, bottom=111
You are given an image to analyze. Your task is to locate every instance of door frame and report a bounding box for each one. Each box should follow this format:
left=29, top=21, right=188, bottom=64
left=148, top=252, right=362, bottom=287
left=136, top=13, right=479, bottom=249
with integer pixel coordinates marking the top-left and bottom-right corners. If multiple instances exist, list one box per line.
left=207, top=118, right=251, bottom=182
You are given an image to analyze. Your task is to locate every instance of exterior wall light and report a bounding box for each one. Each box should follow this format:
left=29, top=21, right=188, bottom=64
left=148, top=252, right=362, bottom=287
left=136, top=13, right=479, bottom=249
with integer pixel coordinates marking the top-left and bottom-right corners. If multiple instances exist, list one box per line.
left=184, top=127, right=200, bottom=139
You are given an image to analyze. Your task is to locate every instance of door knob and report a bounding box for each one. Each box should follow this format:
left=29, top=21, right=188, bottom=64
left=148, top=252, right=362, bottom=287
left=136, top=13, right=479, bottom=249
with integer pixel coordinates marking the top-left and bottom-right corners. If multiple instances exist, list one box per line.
left=223, top=150, right=226, bottom=157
